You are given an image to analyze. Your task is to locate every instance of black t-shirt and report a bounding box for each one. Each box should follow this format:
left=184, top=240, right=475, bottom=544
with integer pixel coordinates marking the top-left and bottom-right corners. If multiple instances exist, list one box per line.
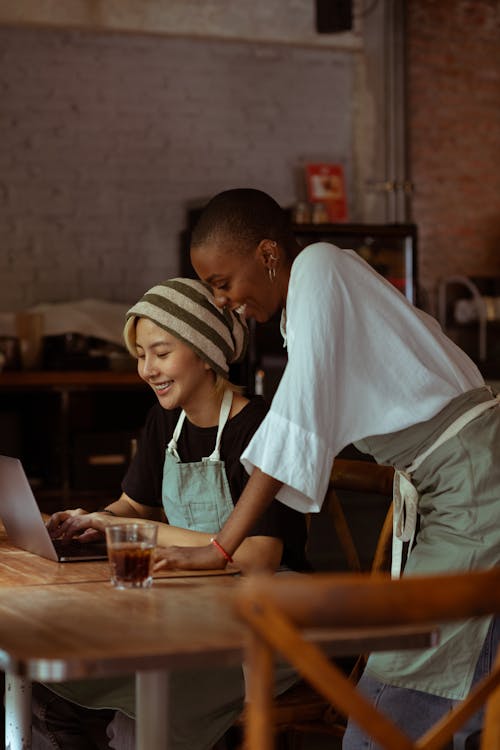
left=122, top=396, right=308, bottom=571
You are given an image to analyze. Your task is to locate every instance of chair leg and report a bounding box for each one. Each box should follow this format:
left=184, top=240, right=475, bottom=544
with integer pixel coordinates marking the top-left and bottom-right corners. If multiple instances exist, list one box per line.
left=212, top=724, right=244, bottom=750
left=277, top=730, right=302, bottom=750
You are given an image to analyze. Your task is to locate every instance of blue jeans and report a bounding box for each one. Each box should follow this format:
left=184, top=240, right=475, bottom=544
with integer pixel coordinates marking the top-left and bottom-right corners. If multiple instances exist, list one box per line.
left=343, top=615, right=500, bottom=750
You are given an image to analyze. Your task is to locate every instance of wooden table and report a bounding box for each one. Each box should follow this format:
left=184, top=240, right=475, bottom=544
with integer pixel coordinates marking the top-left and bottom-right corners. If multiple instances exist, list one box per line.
left=0, top=575, right=439, bottom=750
left=0, top=522, right=241, bottom=586
left=0, top=534, right=112, bottom=585
left=0, top=534, right=439, bottom=750
left=0, top=530, right=242, bottom=749
left=0, top=575, right=243, bottom=750
left=0, top=525, right=238, bottom=587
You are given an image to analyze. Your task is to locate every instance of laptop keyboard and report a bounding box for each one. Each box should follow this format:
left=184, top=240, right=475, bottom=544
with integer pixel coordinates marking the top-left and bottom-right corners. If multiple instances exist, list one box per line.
left=52, top=538, right=108, bottom=559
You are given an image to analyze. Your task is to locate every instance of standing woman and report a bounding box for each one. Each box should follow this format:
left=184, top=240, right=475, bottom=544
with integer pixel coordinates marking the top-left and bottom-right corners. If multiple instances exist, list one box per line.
left=155, top=188, right=500, bottom=747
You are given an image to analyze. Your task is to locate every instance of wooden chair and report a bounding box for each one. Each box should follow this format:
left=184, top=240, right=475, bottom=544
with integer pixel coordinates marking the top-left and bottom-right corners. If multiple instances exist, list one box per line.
left=274, top=460, right=394, bottom=742
left=224, top=459, right=394, bottom=750
left=235, top=568, right=500, bottom=750
left=324, top=458, right=394, bottom=575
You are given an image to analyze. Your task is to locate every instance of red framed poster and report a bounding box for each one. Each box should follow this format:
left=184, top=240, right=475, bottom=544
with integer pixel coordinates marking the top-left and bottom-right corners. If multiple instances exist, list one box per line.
left=305, top=163, right=348, bottom=222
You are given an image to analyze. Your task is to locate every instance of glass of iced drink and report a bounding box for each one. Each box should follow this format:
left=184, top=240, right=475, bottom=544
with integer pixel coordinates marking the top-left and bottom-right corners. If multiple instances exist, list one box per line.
left=105, top=523, right=158, bottom=589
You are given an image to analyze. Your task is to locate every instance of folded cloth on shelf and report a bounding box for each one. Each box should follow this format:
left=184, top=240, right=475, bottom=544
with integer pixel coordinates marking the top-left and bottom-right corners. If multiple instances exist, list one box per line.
left=0, top=300, right=129, bottom=346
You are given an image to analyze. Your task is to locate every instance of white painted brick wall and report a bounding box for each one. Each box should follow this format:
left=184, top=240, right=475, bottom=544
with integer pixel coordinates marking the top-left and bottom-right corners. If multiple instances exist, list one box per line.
left=0, top=27, right=357, bottom=311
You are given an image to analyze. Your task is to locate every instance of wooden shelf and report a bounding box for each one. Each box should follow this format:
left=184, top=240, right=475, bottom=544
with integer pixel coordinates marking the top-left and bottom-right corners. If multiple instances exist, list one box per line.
left=0, top=370, right=145, bottom=389
left=0, top=370, right=154, bottom=509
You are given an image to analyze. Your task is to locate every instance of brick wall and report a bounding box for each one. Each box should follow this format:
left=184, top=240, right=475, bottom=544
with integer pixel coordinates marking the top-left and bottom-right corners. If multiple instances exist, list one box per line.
left=407, top=0, right=500, bottom=303
left=0, top=27, right=356, bottom=311
left=2, top=1, right=498, bottom=318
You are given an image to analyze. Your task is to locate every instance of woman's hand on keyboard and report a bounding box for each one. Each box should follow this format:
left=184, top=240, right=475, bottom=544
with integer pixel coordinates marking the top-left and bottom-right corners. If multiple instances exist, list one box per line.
left=47, top=509, right=115, bottom=542
left=46, top=508, right=88, bottom=538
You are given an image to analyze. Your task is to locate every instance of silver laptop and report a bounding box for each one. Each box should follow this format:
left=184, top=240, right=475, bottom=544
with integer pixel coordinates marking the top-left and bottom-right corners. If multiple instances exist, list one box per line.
left=0, top=454, right=108, bottom=562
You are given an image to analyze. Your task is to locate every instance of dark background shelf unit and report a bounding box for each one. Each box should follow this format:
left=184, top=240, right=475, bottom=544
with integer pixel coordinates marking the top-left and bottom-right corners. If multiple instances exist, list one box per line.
left=181, top=216, right=418, bottom=399
left=437, top=275, right=500, bottom=379
left=293, top=222, right=418, bottom=303
left=0, top=372, right=155, bottom=512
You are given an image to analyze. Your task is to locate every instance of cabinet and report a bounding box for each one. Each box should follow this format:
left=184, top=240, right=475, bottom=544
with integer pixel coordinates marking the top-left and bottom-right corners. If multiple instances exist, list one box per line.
left=0, top=371, right=155, bottom=511
left=292, top=222, right=417, bottom=304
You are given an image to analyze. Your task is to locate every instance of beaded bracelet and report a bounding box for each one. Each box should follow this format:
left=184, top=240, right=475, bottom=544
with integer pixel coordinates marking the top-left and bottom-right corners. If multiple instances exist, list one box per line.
left=210, top=537, right=234, bottom=564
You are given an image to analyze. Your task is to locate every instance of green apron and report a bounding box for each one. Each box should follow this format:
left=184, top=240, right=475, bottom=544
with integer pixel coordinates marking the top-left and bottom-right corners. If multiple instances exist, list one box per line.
left=161, top=388, right=234, bottom=532
left=355, top=386, right=500, bottom=700
left=45, top=388, right=297, bottom=749
left=44, top=390, right=241, bottom=722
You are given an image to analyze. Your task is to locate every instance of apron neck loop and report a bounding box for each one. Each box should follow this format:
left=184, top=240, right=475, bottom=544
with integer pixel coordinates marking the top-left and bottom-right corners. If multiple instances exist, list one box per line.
left=167, top=389, right=234, bottom=463
left=167, top=410, right=186, bottom=462
left=205, top=389, right=233, bottom=461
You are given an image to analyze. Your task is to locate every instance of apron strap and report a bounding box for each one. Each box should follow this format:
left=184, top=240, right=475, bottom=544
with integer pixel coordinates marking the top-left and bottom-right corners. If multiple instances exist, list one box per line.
left=204, top=389, right=233, bottom=462
left=405, top=394, right=500, bottom=476
left=167, top=390, right=234, bottom=463
left=391, top=393, right=500, bottom=580
left=392, top=469, right=418, bottom=579
left=166, top=410, right=187, bottom=463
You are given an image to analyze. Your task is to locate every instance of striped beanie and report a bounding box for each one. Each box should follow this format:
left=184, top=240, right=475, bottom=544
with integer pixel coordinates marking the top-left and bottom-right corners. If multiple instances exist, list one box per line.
left=126, top=278, right=248, bottom=378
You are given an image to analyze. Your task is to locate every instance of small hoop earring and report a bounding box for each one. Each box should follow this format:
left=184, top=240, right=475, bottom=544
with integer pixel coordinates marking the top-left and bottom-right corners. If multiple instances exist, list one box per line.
left=268, top=267, right=276, bottom=283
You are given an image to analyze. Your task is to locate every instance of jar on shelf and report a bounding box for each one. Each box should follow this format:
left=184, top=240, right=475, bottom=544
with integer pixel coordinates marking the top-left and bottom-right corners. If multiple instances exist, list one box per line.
left=292, top=202, right=312, bottom=224
left=311, top=202, right=329, bottom=224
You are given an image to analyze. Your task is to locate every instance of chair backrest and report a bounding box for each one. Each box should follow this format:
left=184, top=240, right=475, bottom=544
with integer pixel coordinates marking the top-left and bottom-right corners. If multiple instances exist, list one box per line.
left=331, top=459, right=394, bottom=496
left=235, top=568, right=500, bottom=750
left=318, top=459, right=394, bottom=573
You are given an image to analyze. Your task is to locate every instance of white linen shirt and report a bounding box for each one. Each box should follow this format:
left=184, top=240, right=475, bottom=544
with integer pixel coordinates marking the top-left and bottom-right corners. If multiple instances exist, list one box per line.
left=240, top=243, right=484, bottom=513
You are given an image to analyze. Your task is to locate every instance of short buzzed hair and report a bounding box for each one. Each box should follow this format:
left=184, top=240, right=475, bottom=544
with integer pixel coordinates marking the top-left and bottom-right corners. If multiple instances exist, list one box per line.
left=191, top=188, right=295, bottom=253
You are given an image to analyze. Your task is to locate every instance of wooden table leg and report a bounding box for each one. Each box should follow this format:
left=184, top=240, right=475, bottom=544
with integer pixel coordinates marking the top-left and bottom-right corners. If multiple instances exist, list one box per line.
left=5, top=673, right=32, bottom=750
left=245, top=632, right=275, bottom=750
left=136, top=670, right=169, bottom=750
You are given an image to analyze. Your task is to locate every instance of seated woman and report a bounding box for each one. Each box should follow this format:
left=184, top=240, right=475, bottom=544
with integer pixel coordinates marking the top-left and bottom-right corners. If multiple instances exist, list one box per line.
left=33, top=277, right=307, bottom=750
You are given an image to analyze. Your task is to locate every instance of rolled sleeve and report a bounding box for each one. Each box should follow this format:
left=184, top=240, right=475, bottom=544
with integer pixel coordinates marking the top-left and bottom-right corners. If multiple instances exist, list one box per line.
left=241, top=410, right=332, bottom=513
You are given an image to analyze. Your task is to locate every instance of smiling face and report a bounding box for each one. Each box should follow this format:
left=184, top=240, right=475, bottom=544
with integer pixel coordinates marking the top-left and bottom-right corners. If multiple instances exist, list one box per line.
left=191, top=236, right=287, bottom=323
left=135, top=318, right=214, bottom=414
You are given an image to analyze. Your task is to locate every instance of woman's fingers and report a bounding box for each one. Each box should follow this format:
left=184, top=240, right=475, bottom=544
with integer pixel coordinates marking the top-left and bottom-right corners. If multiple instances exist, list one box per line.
left=46, top=508, right=87, bottom=534
left=50, top=512, right=108, bottom=540
left=153, top=544, right=225, bottom=571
